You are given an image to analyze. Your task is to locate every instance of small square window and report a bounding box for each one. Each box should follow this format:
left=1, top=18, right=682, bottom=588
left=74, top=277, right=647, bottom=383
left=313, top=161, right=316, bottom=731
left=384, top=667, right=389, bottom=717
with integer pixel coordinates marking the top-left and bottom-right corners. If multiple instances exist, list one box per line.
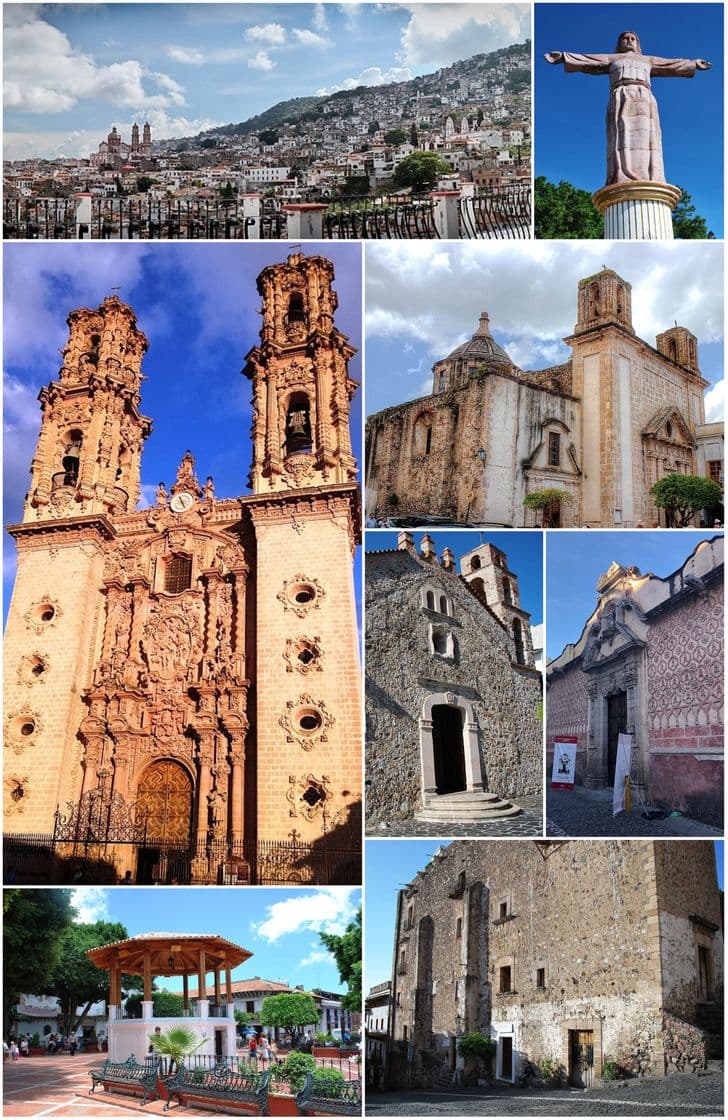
left=548, top=431, right=561, bottom=467
left=456, top=917, right=462, bottom=939
left=536, top=968, right=545, bottom=989
left=499, top=901, right=508, bottom=920
left=499, top=965, right=511, bottom=993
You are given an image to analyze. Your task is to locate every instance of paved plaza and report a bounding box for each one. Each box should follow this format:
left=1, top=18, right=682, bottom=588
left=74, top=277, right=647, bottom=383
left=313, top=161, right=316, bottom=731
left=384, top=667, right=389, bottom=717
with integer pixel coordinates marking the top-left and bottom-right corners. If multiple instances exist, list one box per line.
left=546, top=786, right=722, bottom=838
left=366, top=1066, right=724, bottom=1116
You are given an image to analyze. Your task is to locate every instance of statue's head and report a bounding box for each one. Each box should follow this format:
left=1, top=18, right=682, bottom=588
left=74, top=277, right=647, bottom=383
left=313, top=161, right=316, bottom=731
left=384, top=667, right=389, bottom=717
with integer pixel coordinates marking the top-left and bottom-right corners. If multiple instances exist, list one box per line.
left=616, top=30, right=641, bottom=54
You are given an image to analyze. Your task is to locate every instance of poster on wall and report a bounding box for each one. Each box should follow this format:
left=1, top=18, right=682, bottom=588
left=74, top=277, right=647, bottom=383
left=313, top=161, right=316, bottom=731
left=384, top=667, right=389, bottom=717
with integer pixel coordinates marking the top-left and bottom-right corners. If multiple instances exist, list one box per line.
left=551, top=736, right=577, bottom=789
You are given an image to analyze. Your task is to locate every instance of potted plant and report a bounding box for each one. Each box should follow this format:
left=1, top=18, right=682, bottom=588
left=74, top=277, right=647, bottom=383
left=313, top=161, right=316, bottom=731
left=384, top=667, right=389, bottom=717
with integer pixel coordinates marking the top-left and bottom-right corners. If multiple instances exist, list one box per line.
left=457, top=1032, right=496, bottom=1085
left=268, top=1052, right=316, bottom=1116
left=28, top=1032, right=43, bottom=1056
left=148, top=1025, right=207, bottom=1100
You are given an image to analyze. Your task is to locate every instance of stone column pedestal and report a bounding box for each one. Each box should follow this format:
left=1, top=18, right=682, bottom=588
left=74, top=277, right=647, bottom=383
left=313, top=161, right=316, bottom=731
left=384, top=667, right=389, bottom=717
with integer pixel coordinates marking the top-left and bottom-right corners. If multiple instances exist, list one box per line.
left=592, top=181, right=682, bottom=240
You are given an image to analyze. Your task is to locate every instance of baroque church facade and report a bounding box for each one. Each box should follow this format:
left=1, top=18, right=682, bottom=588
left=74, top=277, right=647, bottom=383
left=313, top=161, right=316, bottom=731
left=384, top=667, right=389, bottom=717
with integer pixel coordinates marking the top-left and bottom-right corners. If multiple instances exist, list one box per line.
left=547, top=536, right=724, bottom=828
left=3, top=252, right=362, bottom=885
left=365, top=267, right=718, bottom=528
left=365, top=533, right=541, bottom=830
left=386, top=840, right=723, bottom=1089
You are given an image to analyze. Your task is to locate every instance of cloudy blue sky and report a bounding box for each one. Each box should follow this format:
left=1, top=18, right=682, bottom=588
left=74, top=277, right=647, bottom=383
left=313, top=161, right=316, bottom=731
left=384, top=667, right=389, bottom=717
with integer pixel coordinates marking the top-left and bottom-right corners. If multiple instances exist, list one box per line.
left=67, top=885, right=360, bottom=994
left=364, top=240, right=724, bottom=424
left=3, top=242, right=362, bottom=614
left=4, top=3, right=531, bottom=160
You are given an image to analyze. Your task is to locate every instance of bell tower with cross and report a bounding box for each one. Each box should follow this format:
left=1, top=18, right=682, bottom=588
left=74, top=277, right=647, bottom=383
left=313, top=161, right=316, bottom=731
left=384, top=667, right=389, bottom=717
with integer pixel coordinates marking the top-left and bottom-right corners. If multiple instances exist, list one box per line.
left=244, top=252, right=358, bottom=493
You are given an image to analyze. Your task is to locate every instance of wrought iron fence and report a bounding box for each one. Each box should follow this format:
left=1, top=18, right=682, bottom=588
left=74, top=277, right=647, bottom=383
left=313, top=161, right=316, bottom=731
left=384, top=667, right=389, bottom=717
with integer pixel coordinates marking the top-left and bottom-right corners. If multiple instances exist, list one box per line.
left=3, top=831, right=360, bottom=886
left=5, top=185, right=530, bottom=240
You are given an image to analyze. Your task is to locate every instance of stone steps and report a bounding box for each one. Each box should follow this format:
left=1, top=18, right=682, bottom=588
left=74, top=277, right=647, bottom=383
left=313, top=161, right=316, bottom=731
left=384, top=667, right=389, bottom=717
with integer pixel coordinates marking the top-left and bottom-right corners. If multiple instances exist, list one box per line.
left=416, top=791, right=522, bottom=822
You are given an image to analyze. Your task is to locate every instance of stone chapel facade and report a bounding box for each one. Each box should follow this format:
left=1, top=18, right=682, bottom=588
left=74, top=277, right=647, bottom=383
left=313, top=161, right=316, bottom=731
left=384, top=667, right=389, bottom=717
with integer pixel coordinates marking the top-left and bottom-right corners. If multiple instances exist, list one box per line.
left=365, top=534, right=541, bottom=829
left=546, top=536, right=723, bottom=828
left=365, top=267, right=718, bottom=528
left=3, top=253, right=361, bottom=884
left=387, top=840, right=723, bottom=1089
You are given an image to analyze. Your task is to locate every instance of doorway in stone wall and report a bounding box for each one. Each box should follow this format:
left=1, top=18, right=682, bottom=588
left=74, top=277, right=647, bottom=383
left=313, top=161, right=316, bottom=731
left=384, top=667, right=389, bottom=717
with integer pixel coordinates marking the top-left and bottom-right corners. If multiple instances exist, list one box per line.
left=607, top=691, right=627, bottom=783
left=569, top=1029, right=594, bottom=1087
left=432, top=705, right=466, bottom=794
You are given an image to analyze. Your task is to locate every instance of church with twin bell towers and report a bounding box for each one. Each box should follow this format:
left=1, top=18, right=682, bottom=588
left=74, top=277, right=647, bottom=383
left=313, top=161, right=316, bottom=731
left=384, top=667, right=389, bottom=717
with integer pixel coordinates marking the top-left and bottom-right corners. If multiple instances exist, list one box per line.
left=3, top=252, right=361, bottom=886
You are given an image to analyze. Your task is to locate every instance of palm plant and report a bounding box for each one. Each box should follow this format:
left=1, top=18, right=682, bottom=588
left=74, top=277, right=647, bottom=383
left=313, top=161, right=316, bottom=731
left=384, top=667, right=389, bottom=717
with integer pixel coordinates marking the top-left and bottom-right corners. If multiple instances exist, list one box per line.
left=148, top=1025, right=207, bottom=1073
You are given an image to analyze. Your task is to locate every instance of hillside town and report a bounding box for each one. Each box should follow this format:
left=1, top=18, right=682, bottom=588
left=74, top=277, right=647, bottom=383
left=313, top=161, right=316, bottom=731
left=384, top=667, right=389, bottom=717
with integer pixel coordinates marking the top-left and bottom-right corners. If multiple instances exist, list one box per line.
left=3, top=43, right=530, bottom=239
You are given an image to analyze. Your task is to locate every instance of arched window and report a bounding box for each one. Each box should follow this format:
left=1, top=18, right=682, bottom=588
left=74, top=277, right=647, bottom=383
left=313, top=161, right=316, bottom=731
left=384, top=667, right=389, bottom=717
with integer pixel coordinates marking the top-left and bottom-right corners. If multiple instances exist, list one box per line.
left=512, top=618, right=524, bottom=664
left=689, top=339, right=696, bottom=365
left=470, top=577, right=486, bottom=602
left=503, top=581, right=512, bottom=605
left=287, top=291, right=306, bottom=324
left=439, top=595, right=448, bottom=614
left=285, top=392, right=312, bottom=454
left=426, top=590, right=435, bottom=610
left=588, top=282, right=600, bottom=319
left=668, top=339, right=677, bottom=362
left=61, top=429, right=83, bottom=486
left=413, top=413, right=434, bottom=456
left=470, top=555, right=481, bottom=571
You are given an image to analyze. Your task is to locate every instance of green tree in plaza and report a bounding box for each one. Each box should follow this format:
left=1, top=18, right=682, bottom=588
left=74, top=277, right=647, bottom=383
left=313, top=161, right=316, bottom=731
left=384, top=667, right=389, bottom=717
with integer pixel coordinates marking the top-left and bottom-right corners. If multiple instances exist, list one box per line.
left=45, top=920, right=137, bottom=1037
left=3, top=890, right=74, bottom=1035
left=672, top=187, right=715, bottom=239
left=220, top=180, right=235, bottom=200
left=650, top=474, right=723, bottom=527
left=260, top=992, right=319, bottom=1044
left=125, top=988, right=184, bottom=1019
left=393, top=151, right=450, bottom=192
left=318, top=908, right=361, bottom=1012
left=384, top=128, right=407, bottom=146
left=339, top=175, right=370, bottom=198
left=409, top=122, right=418, bottom=147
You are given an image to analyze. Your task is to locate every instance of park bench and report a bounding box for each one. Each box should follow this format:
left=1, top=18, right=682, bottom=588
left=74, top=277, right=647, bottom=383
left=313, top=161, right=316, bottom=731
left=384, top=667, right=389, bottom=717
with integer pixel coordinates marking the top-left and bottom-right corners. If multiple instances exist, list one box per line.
left=89, top=1054, right=160, bottom=1105
left=164, top=1062, right=271, bottom=1114
left=295, top=1072, right=362, bottom=1116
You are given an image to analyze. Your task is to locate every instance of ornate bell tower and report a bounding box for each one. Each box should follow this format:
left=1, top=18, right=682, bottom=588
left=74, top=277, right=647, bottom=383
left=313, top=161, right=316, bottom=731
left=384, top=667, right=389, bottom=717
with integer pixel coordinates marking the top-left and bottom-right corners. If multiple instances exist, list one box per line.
left=244, top=253, right=358, bottom=493
left=24, top=295, right=152, bottom=522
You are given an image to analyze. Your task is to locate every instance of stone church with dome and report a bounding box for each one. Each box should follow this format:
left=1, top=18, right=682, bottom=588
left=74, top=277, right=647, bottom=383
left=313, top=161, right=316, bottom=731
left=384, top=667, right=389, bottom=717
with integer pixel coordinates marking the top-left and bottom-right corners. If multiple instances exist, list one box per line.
left=365, top=267, right=720, bottom=528
left=3, top=253, right=361, bottom=886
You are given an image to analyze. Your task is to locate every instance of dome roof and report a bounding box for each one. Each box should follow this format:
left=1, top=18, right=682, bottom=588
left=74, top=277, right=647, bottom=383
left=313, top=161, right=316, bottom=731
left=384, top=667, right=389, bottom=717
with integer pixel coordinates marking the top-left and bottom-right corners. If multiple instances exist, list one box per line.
left=441, top=312, right=514, bottom=370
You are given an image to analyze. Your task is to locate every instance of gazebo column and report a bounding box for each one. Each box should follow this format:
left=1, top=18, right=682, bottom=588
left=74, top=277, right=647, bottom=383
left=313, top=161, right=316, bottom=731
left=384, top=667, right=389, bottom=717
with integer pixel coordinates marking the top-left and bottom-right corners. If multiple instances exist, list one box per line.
left=183, top=973, right=189, bottom=1015
left=109, top=961, right=119, bottom=1019
left=197, top=949, right=208, bottom=1019
left=142, top=950, right=153, bottom=1020
left=214, top=967, right=221, bottom=1010
left=226, top=967, right=234, bottom=1018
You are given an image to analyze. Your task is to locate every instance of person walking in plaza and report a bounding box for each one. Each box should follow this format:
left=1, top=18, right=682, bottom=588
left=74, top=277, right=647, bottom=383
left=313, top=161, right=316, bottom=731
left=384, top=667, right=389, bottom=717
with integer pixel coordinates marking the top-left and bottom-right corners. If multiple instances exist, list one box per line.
left=19, top=1037, right=29, bottom=1057
left=248, top=1033, right=258, bottom=1063
left=10, top=1040, right=19, bottom=1061
left=68, top=1036, right=77, bottom=1056
left=260, top=1035, right=270, bottom=1067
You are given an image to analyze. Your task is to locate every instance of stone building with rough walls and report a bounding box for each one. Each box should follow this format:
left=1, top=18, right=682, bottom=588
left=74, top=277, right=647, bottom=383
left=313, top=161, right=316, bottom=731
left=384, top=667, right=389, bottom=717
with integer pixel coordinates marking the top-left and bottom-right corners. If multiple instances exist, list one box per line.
left=546, top=536, right=723, bottom=828
left=365, top=533, right=542, bottom=830
left=365, top=267, right=720, bottom=528
left=3, top=252, right=362, bottom=885
left=386, top=840, right=723, bottom=1090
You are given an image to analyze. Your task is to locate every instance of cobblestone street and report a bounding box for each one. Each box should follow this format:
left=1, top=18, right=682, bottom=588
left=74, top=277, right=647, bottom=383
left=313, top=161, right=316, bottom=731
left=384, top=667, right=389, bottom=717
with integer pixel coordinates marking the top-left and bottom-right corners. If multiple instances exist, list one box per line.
left=366, top=1068, right=724, bottom=1116
left=546, top=787, right=722, bottom=838
left=367, top=796, right=543, bottom=837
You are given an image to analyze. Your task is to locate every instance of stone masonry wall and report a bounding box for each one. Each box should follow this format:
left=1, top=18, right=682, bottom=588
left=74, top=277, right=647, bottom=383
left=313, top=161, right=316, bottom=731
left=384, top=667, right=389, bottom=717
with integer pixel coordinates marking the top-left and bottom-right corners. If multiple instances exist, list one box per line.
left=365, top=551, right=541, bottom=825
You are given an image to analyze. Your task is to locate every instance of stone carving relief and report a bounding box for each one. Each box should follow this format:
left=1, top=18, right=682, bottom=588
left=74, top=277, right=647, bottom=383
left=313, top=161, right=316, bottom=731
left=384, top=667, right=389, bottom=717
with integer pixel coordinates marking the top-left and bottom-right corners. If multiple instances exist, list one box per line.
left=5, top=707, right=44, bottom=756
left=286, top=773, right=332, bottom=819
left=277, top=574, right=326, bottom=617
left=278, top=694, right=335, bottom=751
left=17, top=652, right=50, bottom=688
left=141, top=602, right=203, bottom=681
left=4, top=774, right=30, bottom=816
left=283, top=636, right=324, bottom=674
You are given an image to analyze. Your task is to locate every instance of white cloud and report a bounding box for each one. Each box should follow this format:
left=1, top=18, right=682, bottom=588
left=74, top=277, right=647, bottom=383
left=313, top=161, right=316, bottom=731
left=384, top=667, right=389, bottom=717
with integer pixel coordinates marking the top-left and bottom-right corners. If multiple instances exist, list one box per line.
left=166, top=46, right=248, bottom=66
left=252, top=888, right=358, bottom=943
left=245, top=23, right=286, bottom=46
left=704, top=379, right=724, bottom=423
left=313, top=4, right=328, bottom=33
left=248, top=50, right=275, bottom=72
left=293, top=29, right=330, bottom=49
left=71, top=888, right=111, bottom=924
left=4, top=10, right=187, bottom=115
left=317, top=66, right=412, bottom=96
left=398, top=3, right=530, bottom=69
left=299, top=947, right=331, bottom=968
left=167, top=46, right=205, bottom=65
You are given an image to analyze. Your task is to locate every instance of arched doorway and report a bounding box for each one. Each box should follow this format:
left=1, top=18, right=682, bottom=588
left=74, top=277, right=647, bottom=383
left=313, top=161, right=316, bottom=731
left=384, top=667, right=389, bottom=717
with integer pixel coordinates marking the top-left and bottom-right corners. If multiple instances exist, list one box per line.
left=135, top=761, right=193, bottom=883
left=432, top=705, right=466, bottom=794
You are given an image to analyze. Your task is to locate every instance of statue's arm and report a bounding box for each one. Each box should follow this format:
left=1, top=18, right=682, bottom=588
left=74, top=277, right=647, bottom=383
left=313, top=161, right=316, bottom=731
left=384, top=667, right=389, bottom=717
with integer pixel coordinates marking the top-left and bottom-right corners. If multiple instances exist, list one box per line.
left=545, top=51, right=611, bottom=74
left=649, top=56, right=711, bottom=78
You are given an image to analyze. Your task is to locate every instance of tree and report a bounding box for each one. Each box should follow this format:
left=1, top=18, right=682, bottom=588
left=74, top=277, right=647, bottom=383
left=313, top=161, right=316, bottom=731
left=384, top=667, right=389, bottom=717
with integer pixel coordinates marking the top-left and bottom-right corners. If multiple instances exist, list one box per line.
left=672, top=187, right=714, bottom=239
left=234, top=1009, right=252, bottom=1031
left=200, top=138, right=218, bottom=149
left=136, top=176, right=158, bottom=193
left=220, top=180, right=235, bottom=200
left=125, top=988, right=184, bottom=1019
left=409, top=122, right=418, bottom=147
left=393, top=151, right=450, bottom=193
left=523, top=488, right=575, bottom=528
left=384, top=128, right=406, bottom=146
left=319, top=908, right=361, bottom=1012
left=534, top=177, right=603, bottom=239
left=259, top=129, right=279, bottom=146
left=367, top=120, right=380, bottom=135
left=650, top=473, right=722, bottom=527
left=476, top=108, right=484, bottom=126
left=3, top=890, right=74, bottom=1035
left=260, top=992, right=318, bottom=1043
left=340, top=175, right=370, bottom=198
left=45, top=920, right=133, bottom=1036
left=148, top=1025, right=207, bottom=1072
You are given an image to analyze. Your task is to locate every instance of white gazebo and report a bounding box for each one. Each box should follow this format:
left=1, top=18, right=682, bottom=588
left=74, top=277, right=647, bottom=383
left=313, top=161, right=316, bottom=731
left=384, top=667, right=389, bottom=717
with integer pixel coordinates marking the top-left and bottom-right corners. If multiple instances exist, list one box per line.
left=86, top=931, right=252, bottom=1063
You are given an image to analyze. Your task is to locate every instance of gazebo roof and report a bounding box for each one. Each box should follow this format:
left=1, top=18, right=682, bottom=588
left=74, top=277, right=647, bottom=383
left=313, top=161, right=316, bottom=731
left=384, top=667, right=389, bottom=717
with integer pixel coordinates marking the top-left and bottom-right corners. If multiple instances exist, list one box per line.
left=86, top=932, right=252, bottom=975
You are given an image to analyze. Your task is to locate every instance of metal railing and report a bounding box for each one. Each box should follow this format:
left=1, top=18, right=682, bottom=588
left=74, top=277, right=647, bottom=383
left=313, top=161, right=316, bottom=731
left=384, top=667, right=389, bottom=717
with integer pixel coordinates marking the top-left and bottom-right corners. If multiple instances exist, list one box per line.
left=458, top=184, right=531, bottom=239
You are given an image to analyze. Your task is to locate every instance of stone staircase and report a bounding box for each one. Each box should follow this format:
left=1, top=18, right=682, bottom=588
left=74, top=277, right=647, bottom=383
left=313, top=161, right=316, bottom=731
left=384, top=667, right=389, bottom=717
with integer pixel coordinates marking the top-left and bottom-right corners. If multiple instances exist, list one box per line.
left=415, top=790, right=522, bottom=824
